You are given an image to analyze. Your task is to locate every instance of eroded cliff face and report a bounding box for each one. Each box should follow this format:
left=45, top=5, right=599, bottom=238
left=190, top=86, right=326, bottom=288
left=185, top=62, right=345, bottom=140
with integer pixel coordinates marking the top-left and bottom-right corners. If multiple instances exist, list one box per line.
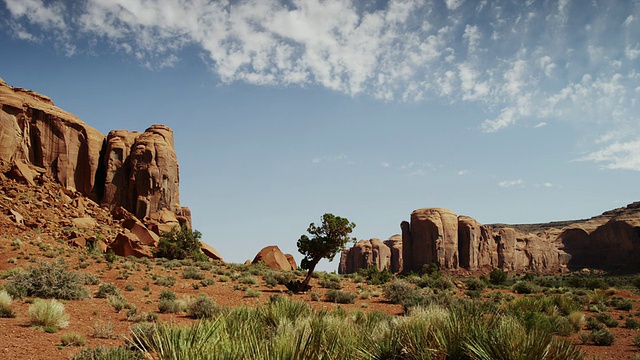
left=0, top=78, right=189, bottom=226
left=340, top=203, right=640, bottom=274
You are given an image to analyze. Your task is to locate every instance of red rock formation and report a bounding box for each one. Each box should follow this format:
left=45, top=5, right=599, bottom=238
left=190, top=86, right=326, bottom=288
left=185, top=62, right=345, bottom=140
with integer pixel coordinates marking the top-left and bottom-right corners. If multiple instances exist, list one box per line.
left=0, top=78, right=104, bottom=196
left=338, top=238, right=391, bottom=274
left=252, top=245, right=294, bottom=271
left=284, top=254, right=298, bottom=270
left=402, top=208, right=459, bottom=273
left=0, top=78, right=190, bottom=226
left=201, top=242, right=224, bottom=261
left=384, top=235, right=403, bottom=274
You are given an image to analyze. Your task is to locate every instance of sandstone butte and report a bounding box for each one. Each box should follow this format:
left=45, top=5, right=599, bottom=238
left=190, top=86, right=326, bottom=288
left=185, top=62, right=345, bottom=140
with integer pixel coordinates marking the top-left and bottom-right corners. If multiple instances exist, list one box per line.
left=0, top=77, right=222, bottom=260
left=340, top=203, right=640, bottom=275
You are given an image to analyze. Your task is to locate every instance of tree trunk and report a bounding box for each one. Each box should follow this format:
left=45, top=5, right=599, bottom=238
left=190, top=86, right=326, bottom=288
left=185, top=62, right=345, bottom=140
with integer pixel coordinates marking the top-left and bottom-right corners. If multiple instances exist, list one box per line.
left=300, top=260, right=318, bottom=289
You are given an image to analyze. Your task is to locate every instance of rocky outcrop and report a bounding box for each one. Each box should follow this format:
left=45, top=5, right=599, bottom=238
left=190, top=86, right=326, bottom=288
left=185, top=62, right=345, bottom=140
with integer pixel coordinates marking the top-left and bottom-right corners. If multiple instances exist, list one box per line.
left=338, top=238, right=391, bottom=274
left=0, top=78, right=190, bottom=226
left=102, top=126, right=188, bottom=223
left=384, top=235, right=403, bottom=273
left=402, top=208, right=459, bottom=273
left=252, top=246, right=296, bottom=271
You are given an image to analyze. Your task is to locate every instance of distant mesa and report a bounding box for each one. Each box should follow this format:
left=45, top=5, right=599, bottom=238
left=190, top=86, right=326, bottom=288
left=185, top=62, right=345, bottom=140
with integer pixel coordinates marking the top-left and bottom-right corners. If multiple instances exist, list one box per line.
left=340, top=203, right=640, bottom=274
left=0, top=77, right=222, bottom=260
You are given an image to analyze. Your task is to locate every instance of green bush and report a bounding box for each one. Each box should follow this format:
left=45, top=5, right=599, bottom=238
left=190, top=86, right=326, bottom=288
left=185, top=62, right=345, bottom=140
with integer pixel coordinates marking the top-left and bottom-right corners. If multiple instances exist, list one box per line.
left=95, top=283, right=120, bottom=298
left=154, top=225, right=206, bottom=261
left=182, top=266, right=205, bottom=280
left=357, top=266, right=393, bottom=285
left=489, top=268, right=508, bottom=285
left=325, top=290, right=357, bottom=304
left=61, top=332, right=87, bottom=346
left=245, top=289, right=261, bottom=298
left=590, top=328, right=615, bottom=346
left=159, top=290, right=177, bottom=301
left=158, top=299, right=185, bottom=314
left=187, top=295, right=218, bottom=319
left=318, top=273, right=343, bottom=289
left=464, top=278, right=486, bottom=291
left=512, top=281, right=539, bottom=294
left=595, top=312, right=619, bottom=328
left=155, top=276, right=176, bottom=287
left=29, top=299, right=69, bottom=329
left=7, top=259, right=88, bottom=300
left=625, top=317, right=640, bottom=329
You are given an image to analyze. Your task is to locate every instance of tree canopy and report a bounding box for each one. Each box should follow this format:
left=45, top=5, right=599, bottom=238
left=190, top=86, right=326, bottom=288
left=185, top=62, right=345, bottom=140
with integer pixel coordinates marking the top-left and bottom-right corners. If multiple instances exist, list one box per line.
left=289, top=213, right=355, bottom=292
left=154, top=224, right=207, bottom=261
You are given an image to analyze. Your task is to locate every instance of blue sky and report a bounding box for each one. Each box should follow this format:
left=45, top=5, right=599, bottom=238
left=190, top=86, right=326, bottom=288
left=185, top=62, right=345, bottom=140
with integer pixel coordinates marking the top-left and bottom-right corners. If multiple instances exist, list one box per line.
left=1, top=0, right=639, bottom=271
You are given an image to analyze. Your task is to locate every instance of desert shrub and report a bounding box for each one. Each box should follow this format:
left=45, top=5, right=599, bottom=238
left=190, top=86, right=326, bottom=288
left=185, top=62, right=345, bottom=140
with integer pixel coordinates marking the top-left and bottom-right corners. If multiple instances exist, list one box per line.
left=245, top=289, right=261, bottom=298
left=318, top=273, right=343, bottom=289
left=158, top=299, right=185, bottom=314
left=154, top=225, right=207, bottom=261
left=200, top=278, right=215, bottom=287
left=325, top=290, right=357, bottom=304
left=159, top=290, right=177, bottom=301
left=590, top=328, right=615, bottom=346
left=567, top=311, right=585, bottom=332
left=625, top=317, right=640, bottom=329
left=595, top=312, right=619, bottom=328
left=263, top=272, right=279, bottom=287
left=187, top=295, right=218, bottom=319
left=29, top=299, right=69, bottom=329
left=614, top=298, right=633, bottom=311
left=61, top=332, right=87, bottom=346
left=107, top=295, right=129, bottom=312
left=0, top=289, right=15, bottom=318
left=383, top=279, right=417, bottom=305
left=238, top=275, right=258, bottom=285
left=124, top=284, right=135, bottom=291
left=585, top=277, right=608, bottom=290
left=489, top=268, right=508, bottom=285
left=95, top=283, right=120, bottom=298
left=82, top=273, right=101, bottom=285
left=92, top=319, right=115, bottom=339
left=154, top=276, right=176, bottom=287
left=217, top=275, right=230, bottom=282
left=182, top=266, right=205, bottom=280
left=71, top=346, right=144, bottom=360
left=465, top=278, right=486, bottom=291
left=512, top=281, right=539, bottom=294
left=586, top=316, right=604, bottom=330
left=310, top=292, right=321, bottom=301
left=357, top=266, right=393, bottom=285
left=7, top=259, right=88, bottom=300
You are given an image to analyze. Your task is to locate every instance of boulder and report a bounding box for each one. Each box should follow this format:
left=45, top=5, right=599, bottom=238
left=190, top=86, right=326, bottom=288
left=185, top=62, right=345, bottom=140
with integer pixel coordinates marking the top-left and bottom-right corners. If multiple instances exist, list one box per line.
left=122, top=218, right=159, bottom=246
left=201, top=242, right=223, bottom=261
left=8, top=209, right=23, bottom=225
left=252, top=245, right=293, bottom=271
left=108, top=230, right=154, bottom=258
left=146, top=209, right=181, bottom=235
left=71, top=217, right=97, bottom=229
left=284, top=254, right=298, bottom=270
left=7, top=160, right=36, bottom=186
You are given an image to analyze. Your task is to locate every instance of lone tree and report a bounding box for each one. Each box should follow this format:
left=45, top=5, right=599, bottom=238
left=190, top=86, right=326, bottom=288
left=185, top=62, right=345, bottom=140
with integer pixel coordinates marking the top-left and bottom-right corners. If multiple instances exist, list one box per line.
left=287, top=213, right=355, bottom=293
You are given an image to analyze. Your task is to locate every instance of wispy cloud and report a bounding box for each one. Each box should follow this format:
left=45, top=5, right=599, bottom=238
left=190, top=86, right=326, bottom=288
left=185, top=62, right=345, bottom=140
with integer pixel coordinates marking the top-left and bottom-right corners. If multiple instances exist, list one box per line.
left=312, top=154, right=347, bottom=164
left=4, top=0, right=640, bottom=169
left=578, top=139, right=640, bottom=171
left=498, top=179, right=524, bottom=188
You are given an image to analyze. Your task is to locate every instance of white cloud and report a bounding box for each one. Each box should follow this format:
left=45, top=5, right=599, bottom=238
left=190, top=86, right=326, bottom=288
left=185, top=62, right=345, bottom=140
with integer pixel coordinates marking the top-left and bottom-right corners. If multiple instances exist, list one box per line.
left=498, top=179, right=524, bottom=188
left=533, top=122, right=547, bottom=128
left=4, top=0, right=640, bottom=147
left=579, top=139, right=640, bottom=171
left=534, top=182, right=556, bottom=188
left=457, top=169, right=469, bottom=175
left=312, top=154, right=347, bottom=164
